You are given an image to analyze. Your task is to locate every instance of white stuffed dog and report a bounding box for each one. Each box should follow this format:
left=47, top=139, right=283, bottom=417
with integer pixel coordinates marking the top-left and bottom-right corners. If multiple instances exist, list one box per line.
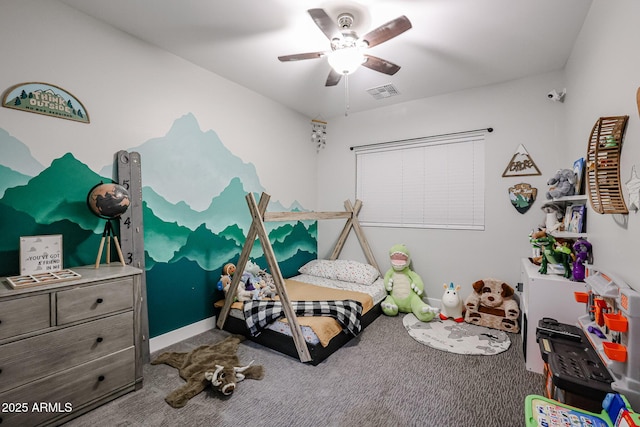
left=464, top=278, right=519, bottom=332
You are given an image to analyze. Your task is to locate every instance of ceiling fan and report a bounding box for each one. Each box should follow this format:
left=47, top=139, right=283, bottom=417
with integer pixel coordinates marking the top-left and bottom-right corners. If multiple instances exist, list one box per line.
left=278, top=8, right=412, bottom=87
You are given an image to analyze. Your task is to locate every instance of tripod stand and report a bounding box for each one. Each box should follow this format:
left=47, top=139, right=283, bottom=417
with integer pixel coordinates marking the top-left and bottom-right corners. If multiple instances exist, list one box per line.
left=95, top=220, right=125, bottom=268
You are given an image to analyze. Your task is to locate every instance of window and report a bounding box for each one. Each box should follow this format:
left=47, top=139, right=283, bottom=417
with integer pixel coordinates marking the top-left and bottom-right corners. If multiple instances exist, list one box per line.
left=355, top=132, right=485, bottom=230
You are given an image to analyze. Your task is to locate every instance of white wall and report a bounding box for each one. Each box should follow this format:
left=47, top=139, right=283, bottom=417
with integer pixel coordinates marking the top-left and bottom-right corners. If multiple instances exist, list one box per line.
left=318, top=0, right=640, bottom=298
left=0, top=0, right=316, bottom=209
left=563, top=0, right=640, bottom=287
left=0, top=0, right=317, bottom=344
left=317, top=71, right=568, bottom=298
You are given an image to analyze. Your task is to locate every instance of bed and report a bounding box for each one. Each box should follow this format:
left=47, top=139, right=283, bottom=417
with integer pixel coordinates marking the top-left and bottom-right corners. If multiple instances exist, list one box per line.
left=215, top=259, right=385, bottom=365
left=215, top=192, right=382, bottom=364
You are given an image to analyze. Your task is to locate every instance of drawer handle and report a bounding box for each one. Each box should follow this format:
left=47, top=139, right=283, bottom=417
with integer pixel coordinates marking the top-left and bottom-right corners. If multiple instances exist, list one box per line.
left=98, top=375, right=105, bottom=382
left=96, top=337, right=104, bottom=343
left=96, top=298, right=104, bottom=304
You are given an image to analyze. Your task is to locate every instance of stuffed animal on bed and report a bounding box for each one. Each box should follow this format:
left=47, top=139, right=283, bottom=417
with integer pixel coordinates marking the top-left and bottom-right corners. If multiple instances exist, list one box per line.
left=381, top=244, right=439, bottom=322
left=220, top=273, right=253, bottom=302
left=242, top=260, right=277, bottom=299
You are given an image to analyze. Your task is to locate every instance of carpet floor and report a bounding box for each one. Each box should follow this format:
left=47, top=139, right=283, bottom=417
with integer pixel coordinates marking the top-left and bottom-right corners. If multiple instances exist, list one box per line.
left=63, top=314, right=543, bottom=427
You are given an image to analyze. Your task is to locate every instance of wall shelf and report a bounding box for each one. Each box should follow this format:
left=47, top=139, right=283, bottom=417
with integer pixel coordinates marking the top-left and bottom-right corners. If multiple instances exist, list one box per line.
left=549, top=194, right=588, bottom=238
left=586, top=115, right=629, bottom=214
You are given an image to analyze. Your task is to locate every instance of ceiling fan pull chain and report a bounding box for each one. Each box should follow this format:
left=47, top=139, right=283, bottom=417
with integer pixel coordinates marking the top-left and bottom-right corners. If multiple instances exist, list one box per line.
left=344, top=73, right=350, bottom=116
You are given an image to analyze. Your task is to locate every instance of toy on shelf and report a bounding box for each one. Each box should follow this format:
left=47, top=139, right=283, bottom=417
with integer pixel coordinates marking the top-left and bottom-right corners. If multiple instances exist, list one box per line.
left=525, top=393, right=640, bottom=427
left=572, top=238, right=593, bottom=282
left=573, top=267, right=640, bottom=410
left=529, top=230, right=572, bottom=278
left=439, top=282, right=464, bottom=322
left=464, top=278, right=520, bottom=333
left=540, top=201, right=565, bottom=233
left=546, top=169, right=577, bottom=200
left=381, top=244, right=439, bottom=322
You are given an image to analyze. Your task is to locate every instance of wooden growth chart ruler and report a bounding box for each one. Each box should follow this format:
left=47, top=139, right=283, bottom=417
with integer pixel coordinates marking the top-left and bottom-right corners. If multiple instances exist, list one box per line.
left=117, top=150, right=150, bottom=362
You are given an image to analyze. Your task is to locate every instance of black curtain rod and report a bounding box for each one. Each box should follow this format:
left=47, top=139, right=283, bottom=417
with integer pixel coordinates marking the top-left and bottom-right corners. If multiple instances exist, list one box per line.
left=349, top=127, right=493, bottom=151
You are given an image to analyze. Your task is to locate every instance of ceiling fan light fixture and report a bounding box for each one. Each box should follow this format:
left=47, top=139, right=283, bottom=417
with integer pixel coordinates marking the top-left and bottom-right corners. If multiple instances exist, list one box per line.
left=327, top=47, right=365, bottom=75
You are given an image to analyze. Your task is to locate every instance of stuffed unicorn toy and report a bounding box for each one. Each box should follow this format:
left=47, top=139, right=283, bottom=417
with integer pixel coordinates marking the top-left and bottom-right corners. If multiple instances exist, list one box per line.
left=439, top=282, right=465, bottom=323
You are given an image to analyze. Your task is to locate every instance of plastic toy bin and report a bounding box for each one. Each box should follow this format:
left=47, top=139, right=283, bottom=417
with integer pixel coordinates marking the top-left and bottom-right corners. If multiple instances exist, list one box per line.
left=574, top=291, right=589, bottom=303
left=603, top=312, right=628, bottom=332
left=602, top=341, right=627, bottom=362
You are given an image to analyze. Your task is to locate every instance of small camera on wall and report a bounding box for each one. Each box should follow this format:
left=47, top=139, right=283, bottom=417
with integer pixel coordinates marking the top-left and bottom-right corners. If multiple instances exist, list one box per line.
left=547, top=88, right=566, bottom=102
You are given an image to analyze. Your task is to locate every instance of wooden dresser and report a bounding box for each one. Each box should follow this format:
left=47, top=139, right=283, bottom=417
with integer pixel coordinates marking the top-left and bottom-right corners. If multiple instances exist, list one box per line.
left=0, top=265, right=145, bottom=426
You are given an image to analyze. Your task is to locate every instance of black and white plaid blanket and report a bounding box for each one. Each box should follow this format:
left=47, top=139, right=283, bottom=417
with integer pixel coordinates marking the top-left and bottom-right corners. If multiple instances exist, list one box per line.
left=243, top=300, right=363, bottom=337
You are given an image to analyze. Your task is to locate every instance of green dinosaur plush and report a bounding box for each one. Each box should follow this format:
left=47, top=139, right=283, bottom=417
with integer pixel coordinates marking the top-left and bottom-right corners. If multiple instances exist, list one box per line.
left=529, top=230, right=572, bottom=278
left=381, top=244, right=439, bottom=322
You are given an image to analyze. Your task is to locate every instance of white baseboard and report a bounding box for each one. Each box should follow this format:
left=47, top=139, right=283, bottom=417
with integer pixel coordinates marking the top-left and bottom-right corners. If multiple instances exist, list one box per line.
left=149, top=316, right=216, bottom=354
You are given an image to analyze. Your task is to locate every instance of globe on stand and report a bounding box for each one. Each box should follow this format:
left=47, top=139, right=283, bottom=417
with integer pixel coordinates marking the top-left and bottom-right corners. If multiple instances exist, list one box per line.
left=87, top=182, right=130, bottom=268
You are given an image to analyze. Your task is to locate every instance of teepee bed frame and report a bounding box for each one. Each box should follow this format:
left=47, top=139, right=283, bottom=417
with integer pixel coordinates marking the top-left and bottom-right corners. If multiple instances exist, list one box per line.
left=216, top=192, right=381, bottom=365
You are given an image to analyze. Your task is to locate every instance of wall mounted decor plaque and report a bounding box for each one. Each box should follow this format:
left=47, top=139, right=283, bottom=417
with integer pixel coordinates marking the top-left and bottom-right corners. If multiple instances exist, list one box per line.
left=508, top=183, right=537, bottom=214
left=2, top=82, right=89, bottom=123
left=502, top=144, right=541, bottom=177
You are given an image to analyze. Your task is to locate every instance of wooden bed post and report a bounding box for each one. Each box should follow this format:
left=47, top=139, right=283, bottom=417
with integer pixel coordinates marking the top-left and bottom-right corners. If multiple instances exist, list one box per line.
left=217, top=192, right=379, bottom=363
left=328, top=199, right=380, bottom=273
left=217, top=192, right=312, bottom=362
left=216, top=193, right=269, bottom=331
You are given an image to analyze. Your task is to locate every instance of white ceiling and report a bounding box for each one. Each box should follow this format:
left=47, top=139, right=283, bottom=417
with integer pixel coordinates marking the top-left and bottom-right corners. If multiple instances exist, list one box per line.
left=59, top=0, right=592, bottom=119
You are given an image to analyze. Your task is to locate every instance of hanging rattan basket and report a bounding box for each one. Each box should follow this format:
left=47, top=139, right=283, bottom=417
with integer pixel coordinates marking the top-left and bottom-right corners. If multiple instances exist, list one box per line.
left=586, top=115, right=629, bottom=214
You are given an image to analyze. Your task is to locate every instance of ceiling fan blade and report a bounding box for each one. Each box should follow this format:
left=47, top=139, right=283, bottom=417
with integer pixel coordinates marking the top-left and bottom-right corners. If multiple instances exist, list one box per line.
left=361, top=15, right=412, bottom=48
left=308, top=8, right=342, bottom=41
left=278, top=52, right=325, bottom=62
left=362, top=55, right=401, bottom=75
left=325, top=69, right=342, bottom=86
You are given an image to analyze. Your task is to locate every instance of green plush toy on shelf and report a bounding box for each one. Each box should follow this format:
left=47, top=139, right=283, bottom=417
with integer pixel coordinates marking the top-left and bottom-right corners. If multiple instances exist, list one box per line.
left=381, top=244, right=439, bottom=322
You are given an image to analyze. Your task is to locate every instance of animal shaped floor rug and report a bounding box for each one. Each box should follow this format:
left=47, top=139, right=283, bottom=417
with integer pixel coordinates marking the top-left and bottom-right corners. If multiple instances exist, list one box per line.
left=151, top=335, right=264, bottom=408
left=403, top=314, right=511, bottom=355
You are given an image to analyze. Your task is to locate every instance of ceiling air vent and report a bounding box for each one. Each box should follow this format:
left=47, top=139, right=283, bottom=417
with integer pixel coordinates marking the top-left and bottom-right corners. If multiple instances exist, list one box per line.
left=366, top=84, right=400, bottom=100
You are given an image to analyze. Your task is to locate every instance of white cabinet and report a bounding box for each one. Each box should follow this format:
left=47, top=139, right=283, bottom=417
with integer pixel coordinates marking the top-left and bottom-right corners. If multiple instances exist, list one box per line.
left=520, top=258, right=588, bottom=374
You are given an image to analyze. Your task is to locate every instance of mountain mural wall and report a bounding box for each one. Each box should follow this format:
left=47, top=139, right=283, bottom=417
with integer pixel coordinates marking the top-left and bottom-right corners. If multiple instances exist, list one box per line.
left=0, top=114, right=317, bottom=338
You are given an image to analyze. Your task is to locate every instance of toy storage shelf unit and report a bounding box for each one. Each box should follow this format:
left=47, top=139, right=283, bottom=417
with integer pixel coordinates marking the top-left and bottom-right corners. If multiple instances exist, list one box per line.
left=574, top=267, right=640, bottom=410
left=519, top=258, right=587, bottom=374
left=586, top=115, right=629, bottom=214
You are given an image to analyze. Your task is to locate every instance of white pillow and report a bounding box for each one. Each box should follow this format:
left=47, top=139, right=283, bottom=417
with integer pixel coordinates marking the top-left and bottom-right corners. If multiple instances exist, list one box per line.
left=298, top=259, right=337, bottom=279
left=299, top=259, right=380, bottom=285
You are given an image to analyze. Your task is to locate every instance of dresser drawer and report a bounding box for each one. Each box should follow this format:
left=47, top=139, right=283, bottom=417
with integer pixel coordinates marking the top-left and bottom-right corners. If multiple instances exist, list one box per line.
left=0, top=294, right=50, bottom=340
left=56, top=278, right=133, bottom=324
left=0, top=347, right=135, bottom=427
left=0, top=312, right=133, bottom=393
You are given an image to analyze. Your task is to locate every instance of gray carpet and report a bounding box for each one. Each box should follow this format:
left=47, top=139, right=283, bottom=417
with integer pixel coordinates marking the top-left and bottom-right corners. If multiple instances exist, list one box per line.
left=63, top=315, right=543, bottom=427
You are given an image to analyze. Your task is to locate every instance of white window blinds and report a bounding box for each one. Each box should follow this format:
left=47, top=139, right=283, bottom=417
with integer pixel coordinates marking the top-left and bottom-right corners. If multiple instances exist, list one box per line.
left=355, top=132, right=485, bottom=230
